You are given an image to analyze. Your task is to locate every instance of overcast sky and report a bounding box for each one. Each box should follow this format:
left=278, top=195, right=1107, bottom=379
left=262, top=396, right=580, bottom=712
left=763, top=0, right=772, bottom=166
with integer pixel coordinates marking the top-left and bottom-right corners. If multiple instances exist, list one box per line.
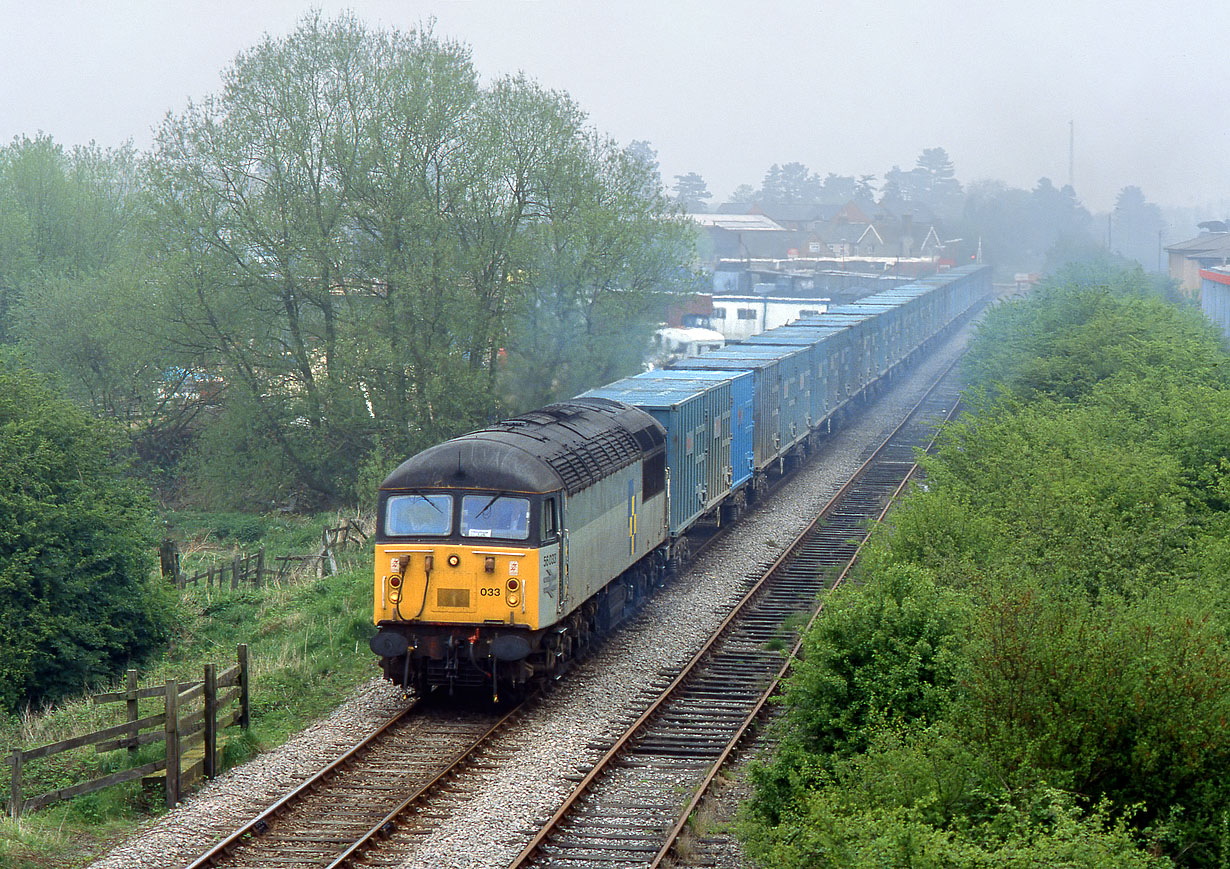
left=2, top=1, right=1225, bottom=216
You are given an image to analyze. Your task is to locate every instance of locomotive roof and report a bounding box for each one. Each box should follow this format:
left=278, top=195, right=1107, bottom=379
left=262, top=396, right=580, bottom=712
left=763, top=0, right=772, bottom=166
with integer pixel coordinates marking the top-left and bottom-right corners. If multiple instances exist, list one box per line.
left=380, top=398, right=665, bottom=496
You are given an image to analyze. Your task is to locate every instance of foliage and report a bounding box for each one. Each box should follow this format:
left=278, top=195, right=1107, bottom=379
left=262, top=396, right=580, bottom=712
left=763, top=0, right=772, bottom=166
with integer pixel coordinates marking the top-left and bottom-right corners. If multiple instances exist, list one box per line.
left=743, top=735, right=1168, bottom=869
left=756, top=162, right=822, bottom=205
left=964, top=261, right=1224, bottom=403
left=672, top=171, right=712, bottom=211
left=1, top=542, right=380, bottom=867
left=957, top=585, right=1230, bottom=861
left=0, top=360, right=170, bottom=712
left=881, top=147, right=963, bottom=218
left=1112, top=185, right=1167, bottom=273
left=0, top=135, right=222, bottom=484
left=139, top=13, right=693, bottom=506
left=743, top=266, right=1230, bottom=868
left=959, top=176, right=1095, bottom=273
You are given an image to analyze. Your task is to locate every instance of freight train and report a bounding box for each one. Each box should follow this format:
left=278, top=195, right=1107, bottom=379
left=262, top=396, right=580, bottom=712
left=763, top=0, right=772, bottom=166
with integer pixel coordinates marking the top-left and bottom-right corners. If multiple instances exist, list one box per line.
left=369, top=265, right=992, bottom=698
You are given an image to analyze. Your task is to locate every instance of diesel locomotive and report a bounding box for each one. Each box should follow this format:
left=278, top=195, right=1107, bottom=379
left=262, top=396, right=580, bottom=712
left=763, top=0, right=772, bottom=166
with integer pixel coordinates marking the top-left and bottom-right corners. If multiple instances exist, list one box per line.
left=369, top=265, right=992, bottom=697
left=369, top=399, right=671, bottom=697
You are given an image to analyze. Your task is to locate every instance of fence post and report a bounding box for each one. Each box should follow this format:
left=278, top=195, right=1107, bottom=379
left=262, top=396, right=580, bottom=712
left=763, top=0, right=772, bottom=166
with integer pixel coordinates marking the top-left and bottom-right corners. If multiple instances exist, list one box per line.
left=125, top=669, right=139, bottom=755
left=255, top=548, right=265, bottom=587
left=322, top=528, right=338, bottom=576
left=164, top=680, right=179, bottom=809
left=9, top=748, right=22, bottom=819
left=232, top=553, right=241, bottom=590
left=203, top=663, right=217, bottom=779
left=159, top=537, right=180, bottom=583
left=238, top=644, right=250, bottom=730
left=207, top=565, right=214, bottom=589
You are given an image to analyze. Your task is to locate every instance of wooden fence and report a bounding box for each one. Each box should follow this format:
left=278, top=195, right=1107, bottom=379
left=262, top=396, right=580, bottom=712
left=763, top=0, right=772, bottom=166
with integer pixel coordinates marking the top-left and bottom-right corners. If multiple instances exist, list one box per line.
left=176, top=548, right=269, bottom=590
left=165, top=518, right=370, bottom=590
left=6, top=645, right=249, bottom=817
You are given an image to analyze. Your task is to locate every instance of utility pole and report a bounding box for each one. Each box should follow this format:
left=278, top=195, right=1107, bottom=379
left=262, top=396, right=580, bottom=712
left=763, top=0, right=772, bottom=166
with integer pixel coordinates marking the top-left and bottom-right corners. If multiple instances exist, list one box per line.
left=1068, top=120, right=1075, bottom=191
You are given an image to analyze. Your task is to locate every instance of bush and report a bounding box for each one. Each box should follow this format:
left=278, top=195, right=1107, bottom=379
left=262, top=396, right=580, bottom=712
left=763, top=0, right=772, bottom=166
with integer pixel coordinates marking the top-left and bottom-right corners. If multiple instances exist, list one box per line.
left=0, top=360, right=170, bottom=711
left=744, top=726, right=1166, bottom=869
left=958, top=585, right=1230, bottom=863
left=742, top=266, right=1230, bottom=868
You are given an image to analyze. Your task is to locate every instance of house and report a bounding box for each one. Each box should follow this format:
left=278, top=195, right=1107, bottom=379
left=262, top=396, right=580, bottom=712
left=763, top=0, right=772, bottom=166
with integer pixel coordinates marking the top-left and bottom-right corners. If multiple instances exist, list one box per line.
left=1166, top=232, right=1230, bottom=293
left=687, top=213, right=804, bottom=263
left=1200, top=266, right=1230, bottom=338
left=708, top=295, right=830, bottom=341
left=748, top=203, right=844, bottom=233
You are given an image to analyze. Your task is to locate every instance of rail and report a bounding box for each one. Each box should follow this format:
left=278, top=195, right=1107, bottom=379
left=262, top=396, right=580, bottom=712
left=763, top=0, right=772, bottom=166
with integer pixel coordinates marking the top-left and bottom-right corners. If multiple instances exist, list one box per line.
left=186, top=694, right=527, bottom=869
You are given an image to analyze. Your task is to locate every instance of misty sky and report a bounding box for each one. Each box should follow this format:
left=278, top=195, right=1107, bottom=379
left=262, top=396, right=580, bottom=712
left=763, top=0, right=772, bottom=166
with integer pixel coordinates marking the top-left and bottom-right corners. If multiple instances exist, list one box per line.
left=2, top=1, right=1226, bottom=215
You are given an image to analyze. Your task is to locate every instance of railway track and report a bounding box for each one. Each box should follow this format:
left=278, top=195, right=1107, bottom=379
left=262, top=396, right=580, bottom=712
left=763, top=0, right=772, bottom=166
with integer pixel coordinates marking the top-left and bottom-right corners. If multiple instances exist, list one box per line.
left=507, top=360, right=964, bottom=869
left=186, top=695, right=525, bottom=869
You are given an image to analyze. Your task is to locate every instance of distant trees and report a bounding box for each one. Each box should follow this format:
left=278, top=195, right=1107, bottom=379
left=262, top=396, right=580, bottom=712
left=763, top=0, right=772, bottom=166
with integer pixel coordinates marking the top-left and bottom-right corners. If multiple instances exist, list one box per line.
left=881, top=147, right=963, bottom=218
left=1112, top=185, right=1167, bottom=272
left=0, top=14, right=695, bottom=511
left=672, top=172, right=712, bottom=211
left=0, top=136, right=202, bottom=474
left=0, top=135, right=138, bottom=343
left=0, top=360, right=169, bottom=712
left=758, top=162, right=823, bottom=205
left=959, top=176, right=1095, bottom=271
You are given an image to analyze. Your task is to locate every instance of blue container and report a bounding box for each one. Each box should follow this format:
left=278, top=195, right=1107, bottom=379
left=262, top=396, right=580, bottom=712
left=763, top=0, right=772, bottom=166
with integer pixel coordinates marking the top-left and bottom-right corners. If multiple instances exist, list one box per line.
left=741, top=326, right=845, bottom=427
left=837, top=302, right=901, bottom=375
left=639, top=369, right=754, bottom=491
left=670, top=343, right=810, bottom=467
left=583, top=374, right=733, bottom=536
left=791, top=311, right=879, bottom=399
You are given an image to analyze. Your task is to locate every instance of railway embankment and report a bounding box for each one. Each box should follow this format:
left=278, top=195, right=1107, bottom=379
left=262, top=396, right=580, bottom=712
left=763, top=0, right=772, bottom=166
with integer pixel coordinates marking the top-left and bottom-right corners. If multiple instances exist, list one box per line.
left=1, top=515, right=395, bottom=869
left=741, top=262, right=1230, bottom=869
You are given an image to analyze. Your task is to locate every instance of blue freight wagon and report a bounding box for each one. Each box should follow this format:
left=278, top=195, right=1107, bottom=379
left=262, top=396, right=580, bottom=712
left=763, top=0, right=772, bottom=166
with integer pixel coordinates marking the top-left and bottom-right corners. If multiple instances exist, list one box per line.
left=789, top=311, right=878, bottom=401
left=638, top=369, right=754, bottom=494
left=669, top=343, right=810, bottom=469
left=582, top=375, right=734, bottom=537
left=740, top=326, right=846, bottom=431
left=832, top=302, right=900, bottom=376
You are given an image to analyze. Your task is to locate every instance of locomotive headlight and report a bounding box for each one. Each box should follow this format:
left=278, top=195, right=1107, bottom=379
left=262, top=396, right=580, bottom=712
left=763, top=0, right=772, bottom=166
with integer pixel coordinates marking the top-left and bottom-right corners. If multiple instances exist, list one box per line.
left=507, top=593, right=519, bottom=607
left=390, top=590, right=401, bottom=603
left=447, top=553, right=460, bottom=568
left=506, top=578, right=520, bottom=592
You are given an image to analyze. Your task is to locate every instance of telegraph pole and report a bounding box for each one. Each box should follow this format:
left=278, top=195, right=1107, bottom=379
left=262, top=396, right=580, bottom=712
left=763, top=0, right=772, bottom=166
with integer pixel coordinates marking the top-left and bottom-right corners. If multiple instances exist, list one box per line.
left=1068, top=120, right=1075, bottom=191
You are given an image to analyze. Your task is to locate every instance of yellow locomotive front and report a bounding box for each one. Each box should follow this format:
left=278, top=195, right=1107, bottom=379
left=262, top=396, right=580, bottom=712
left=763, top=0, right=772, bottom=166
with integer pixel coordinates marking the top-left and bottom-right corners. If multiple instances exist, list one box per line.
left=373, top=491, right=542, bottom=628
left=371, top=487, right=566, bottom=696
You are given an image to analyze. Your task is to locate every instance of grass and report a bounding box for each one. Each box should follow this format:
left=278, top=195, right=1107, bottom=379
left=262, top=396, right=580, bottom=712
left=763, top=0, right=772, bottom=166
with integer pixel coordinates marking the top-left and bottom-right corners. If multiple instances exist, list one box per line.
left=0, top=511, right=383, bottom=868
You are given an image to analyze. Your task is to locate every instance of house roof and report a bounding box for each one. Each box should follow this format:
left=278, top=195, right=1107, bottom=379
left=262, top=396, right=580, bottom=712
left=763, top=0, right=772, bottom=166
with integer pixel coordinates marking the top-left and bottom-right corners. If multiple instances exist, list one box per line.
left=753, top=203, right=844, bottom=223
left=856, top=224, right=885, bottom=246
left=1202, top=267, right=1230, bottom=286
left=1166, top=232, right=1230, bottom=257
left=689, top=213, right=787, bottom=232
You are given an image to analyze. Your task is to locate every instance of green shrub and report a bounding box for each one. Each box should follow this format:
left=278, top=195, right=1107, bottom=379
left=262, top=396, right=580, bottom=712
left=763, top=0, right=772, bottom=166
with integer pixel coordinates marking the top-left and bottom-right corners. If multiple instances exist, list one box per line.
left=0, top=360, right=170, bottom=711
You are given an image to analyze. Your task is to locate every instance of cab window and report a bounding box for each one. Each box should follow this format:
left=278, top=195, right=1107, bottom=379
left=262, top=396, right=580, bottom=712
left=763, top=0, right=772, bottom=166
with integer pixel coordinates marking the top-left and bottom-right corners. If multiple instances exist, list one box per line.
left=385, top=494, right=452, bottom=536
left=541, top=497, right=559, bottom=541
left=461, top=495, right=531, bottom=540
